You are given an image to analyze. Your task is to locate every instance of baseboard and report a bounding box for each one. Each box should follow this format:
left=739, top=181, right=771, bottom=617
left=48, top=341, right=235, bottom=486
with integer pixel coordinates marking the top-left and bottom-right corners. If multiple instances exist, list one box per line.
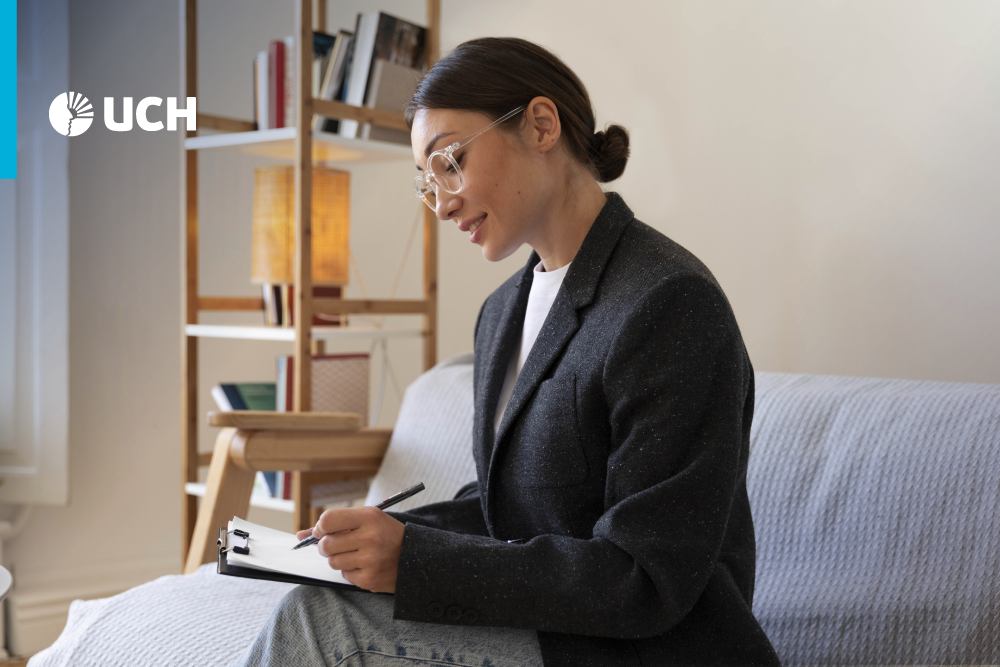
left=6, top=554, right=178, bottom=657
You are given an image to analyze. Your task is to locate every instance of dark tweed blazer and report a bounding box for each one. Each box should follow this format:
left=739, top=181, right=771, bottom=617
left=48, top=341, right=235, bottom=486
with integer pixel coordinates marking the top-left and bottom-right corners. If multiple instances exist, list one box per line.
left=391, top=193, right=779, bottom=666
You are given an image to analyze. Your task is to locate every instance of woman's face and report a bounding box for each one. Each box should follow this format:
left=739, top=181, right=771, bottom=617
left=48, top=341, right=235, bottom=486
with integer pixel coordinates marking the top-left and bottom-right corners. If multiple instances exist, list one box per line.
left=411, top=107, right=551, bottom=263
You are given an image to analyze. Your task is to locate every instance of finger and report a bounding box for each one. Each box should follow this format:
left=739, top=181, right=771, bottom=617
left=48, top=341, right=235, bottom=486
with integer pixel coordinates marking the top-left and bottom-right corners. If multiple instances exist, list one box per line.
left=328, top=551, right=362, bottom=572
left=315, top=507, right=365, bottom=536
left=295, top=529, right=312, bottom=541
left=340, top=566, right=368, bottom=589
left=318, top=532, right=361, bottom=557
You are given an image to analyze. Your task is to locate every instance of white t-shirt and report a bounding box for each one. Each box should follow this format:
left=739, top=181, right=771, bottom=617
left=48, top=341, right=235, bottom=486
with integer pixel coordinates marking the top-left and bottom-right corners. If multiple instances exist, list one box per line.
left=493, top=259, right=572, bottom=437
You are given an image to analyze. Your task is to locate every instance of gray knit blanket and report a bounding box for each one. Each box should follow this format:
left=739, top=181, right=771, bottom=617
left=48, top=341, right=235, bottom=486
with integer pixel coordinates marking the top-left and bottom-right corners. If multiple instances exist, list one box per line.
left=749, top=372, right=1000, bottom=665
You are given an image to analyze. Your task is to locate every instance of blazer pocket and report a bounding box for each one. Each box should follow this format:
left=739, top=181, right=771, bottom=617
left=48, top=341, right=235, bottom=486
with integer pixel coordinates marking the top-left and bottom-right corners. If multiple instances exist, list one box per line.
left=514, top=374, right=589, bottom=488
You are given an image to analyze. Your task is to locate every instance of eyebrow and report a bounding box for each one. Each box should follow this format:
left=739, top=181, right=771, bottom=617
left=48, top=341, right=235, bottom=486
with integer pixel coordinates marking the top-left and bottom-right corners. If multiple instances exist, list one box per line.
left=416, top=131, right=457, bottom=170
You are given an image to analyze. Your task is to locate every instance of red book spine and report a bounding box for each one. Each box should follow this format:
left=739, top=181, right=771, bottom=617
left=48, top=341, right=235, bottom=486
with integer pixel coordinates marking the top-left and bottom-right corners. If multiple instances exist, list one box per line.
left=268, top=40, right=286, bottom=128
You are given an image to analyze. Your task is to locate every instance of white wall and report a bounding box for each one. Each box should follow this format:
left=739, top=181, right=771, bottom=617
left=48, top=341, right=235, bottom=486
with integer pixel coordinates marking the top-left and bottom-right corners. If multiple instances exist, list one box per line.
left=441, top=0, right=1000, bottom=382
left=6, top=0, right=1000, bottom=655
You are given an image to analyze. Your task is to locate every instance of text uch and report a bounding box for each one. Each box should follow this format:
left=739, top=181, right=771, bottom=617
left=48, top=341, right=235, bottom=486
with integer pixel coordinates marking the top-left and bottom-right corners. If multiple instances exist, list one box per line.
left=104, top=96, right=197, bottom=132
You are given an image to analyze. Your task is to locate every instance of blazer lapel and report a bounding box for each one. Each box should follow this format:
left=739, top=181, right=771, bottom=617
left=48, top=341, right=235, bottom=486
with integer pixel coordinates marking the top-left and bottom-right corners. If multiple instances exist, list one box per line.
left=491, top=292, right=578, bottom=451
left=485, top=192, right=636, bottom=503
left=474, top=264, right=533, bottom=487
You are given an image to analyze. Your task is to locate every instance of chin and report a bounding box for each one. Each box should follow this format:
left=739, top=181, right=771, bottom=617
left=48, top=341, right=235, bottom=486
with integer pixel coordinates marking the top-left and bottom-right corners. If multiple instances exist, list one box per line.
left=480, top=240, right=520, bottom=263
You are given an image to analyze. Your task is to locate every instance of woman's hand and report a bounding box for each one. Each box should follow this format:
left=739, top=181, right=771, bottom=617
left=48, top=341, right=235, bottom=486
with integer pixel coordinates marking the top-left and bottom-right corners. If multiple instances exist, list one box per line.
left=295, top=507, right=405, bottom=593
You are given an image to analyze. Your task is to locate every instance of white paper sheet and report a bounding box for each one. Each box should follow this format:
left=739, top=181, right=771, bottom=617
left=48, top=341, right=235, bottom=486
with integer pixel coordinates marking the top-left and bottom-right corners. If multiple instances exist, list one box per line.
left=226, top=517, right=355, bottom=587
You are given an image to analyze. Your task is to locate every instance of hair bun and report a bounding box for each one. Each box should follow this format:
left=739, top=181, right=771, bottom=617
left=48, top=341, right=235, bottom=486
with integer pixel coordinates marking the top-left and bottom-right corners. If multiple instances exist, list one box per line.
left=591, top=124, right=630, bottom=183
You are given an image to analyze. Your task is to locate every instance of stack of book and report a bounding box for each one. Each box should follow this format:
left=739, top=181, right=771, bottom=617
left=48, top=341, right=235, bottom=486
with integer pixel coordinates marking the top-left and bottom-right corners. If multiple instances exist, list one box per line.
left=261, top=284, right=344, bottom=327
left=252, top=11, right=427, bottom=145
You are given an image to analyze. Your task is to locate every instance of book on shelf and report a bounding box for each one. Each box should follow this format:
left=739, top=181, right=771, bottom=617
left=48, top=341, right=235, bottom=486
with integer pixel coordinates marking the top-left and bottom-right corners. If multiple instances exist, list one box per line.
left=314, top=29, right=354, bottom=134
left=268, top=38, right=286, bottom=129
left=312, top=31, right=338, bottom=95
left=210, top=382, right=280, bottom=498
left=253, top=50, right=269, bottom=129
left=210, top=382, right=276, bottom=412
left=276, top=353, right=369, bottom=419
left=254, top=31, right=338, bottom=131
left=260, top=283, right=346, bottom=327
left=339, top=11, right=427, bottom=139
left=275, top=353, right=370, bottom=501
left=360, top=58, right=423, bottom=145
left=283, top=35, right=294, bottom=128
left=261, top=283, right=280, bottom=326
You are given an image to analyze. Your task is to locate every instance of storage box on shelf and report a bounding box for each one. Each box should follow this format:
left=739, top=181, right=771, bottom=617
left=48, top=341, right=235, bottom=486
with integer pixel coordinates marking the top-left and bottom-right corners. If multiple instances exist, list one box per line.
left=180, top=0, right=441, bottom=564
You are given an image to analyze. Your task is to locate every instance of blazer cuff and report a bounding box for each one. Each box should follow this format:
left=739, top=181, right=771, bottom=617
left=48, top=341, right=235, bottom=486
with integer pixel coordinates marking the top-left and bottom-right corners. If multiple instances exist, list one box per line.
left=393, top=522, right=506, bottom=627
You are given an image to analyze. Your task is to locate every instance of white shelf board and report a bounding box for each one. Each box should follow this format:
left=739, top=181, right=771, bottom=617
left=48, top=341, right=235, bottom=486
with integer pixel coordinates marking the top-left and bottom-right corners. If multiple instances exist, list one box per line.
left=185, top=127, right=414, bottom=164
left=185, top=482, right=293, bottom=513
left=185, top=324, right=423, bottom=342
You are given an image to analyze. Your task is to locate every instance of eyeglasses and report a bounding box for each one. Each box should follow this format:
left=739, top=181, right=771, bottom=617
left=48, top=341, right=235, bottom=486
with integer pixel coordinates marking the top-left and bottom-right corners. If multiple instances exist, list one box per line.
left=414, top=105, right=526, bottom=212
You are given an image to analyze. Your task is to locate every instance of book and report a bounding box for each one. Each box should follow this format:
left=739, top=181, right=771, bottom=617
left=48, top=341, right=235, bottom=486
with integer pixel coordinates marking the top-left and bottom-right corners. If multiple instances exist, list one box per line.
left=360, top=58, right=423, bottom=145
left=268, top=39, right=286, bottom=128
left=328, top=30, right=358, bottom=134
left=254, top=50, right=269, bottom=129
left=270, top=284, right=344, bottom=327
left=261, top=283, right=281, bottom=326
left=257, top=32, right=339, bottom=131
left=277, top=353, right=370, bottom=419
left=311, top=30, right=338, bottom=99
left=314, top=30, right=354, bottom=134
left=218, top=517, right=365, bottom=591
left=210, top=383, right=280, bottom=498
left=211, top=382, right=276, bottom=411
left=339, top=11, right=427, bottom=139
left=283, top=35, right=294, bottom=128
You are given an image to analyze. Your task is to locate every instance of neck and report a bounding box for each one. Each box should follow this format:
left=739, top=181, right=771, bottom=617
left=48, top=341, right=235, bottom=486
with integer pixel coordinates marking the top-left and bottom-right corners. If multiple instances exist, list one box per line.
left=532, top=175, right=607, bottom=272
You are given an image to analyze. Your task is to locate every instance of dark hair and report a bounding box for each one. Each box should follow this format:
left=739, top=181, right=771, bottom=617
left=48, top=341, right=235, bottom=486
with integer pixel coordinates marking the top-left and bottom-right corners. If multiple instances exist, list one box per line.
left=405, top=37, right=629, bottom=183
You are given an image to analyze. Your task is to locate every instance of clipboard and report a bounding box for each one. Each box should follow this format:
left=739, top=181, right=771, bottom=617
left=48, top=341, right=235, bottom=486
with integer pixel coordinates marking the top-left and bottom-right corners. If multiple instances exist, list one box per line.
left=216, top=521, right=365, bottom=591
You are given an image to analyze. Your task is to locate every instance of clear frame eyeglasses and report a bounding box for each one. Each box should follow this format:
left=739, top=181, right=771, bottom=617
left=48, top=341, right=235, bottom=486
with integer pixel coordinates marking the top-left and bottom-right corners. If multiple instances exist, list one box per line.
left=414, top=105, right=526, bottom=212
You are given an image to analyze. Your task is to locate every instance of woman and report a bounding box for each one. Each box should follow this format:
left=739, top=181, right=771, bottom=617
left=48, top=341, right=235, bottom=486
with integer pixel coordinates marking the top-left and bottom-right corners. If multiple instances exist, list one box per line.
left=241, top=37, right=779, bottom=666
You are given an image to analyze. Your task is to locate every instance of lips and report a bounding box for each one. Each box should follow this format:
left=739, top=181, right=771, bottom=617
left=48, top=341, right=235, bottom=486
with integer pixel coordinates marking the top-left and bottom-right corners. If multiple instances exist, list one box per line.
left=458, top=213, right=487, bottom=233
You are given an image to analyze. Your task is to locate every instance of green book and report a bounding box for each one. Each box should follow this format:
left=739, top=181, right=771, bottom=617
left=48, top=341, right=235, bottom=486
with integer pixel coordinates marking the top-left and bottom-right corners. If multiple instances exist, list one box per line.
left=213, top=383, right=276, bottom=411
left=211, top=383, right=277, bottom=496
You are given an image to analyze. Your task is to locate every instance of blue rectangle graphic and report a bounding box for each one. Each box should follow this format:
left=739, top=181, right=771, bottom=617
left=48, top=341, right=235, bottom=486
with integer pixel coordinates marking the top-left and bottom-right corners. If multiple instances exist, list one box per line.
left=0, top=0, right=16, bottom=179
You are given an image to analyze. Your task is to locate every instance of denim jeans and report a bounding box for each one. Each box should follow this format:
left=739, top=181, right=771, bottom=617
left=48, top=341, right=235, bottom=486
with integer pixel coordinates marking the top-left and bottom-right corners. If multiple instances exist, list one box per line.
left=236, top=585, right=544, bottom=666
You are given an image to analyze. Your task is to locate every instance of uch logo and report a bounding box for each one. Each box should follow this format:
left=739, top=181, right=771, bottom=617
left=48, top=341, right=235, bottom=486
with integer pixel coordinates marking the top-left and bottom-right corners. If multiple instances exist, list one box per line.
left=48, top=91, right=93, bottom=137
left=48, top=92, right=198, bottom=136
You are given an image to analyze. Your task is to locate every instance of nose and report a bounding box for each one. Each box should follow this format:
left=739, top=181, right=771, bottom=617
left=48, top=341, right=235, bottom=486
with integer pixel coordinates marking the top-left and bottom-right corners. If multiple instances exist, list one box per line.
left=434, top=188, right=461, bottom=222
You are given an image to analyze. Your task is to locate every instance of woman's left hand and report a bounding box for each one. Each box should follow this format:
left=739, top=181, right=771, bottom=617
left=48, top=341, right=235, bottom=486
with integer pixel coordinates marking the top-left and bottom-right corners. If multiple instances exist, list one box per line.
left=296, top=507, right=405, bottom=593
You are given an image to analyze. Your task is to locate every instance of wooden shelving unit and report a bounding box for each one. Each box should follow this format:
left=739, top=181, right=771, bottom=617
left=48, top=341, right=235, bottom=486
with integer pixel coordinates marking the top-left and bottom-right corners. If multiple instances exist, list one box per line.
left=179, top=0, right=440, bottom=563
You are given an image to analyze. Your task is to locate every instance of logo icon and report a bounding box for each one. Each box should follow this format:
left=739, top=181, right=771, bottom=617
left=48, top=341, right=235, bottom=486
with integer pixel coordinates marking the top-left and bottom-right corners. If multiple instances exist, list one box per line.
left=48, top=92, right=94, bottom=137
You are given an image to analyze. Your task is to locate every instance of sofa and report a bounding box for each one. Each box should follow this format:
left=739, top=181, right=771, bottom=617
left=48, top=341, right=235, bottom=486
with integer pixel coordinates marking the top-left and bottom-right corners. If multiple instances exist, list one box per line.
left=31, top=353, right=1000, bottom=665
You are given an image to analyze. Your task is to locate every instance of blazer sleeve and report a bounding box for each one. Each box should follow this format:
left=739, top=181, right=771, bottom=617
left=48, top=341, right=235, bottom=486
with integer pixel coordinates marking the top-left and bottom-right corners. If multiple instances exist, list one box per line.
left=386, top=481, right=488, bottom=536
left=392, top=273, right=753, bottom=638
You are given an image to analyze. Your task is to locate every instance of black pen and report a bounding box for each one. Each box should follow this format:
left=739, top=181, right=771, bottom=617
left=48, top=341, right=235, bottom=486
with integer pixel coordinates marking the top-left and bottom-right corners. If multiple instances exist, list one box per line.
left=291, top=482, right=426, bottom=550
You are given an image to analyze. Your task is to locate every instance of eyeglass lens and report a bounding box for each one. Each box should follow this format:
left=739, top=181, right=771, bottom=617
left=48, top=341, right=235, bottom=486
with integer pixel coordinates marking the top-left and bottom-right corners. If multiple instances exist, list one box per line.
left=418, top=152, right=463, bottom=210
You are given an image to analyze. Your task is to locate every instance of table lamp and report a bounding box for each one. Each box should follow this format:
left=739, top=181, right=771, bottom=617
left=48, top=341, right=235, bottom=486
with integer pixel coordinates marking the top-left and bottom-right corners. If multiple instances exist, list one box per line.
left=251, top=165, right=350, bottom=287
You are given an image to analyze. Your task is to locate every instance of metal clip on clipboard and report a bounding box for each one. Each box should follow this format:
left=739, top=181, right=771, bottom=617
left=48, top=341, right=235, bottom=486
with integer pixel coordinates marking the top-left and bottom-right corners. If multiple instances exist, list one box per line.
left=217, top=527, right=250, bottom=556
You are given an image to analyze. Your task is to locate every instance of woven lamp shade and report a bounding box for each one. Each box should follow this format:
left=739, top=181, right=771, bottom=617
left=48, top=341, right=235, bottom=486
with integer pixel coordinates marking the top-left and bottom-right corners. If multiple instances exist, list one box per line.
left=251, top=166, right=350, bottom=285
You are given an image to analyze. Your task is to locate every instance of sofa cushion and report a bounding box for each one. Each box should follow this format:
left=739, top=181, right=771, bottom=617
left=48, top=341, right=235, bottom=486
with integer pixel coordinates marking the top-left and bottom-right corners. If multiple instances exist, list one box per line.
left=749, top=372, right=1000, bottom=665
left=365, top=353, right=477, bottom=510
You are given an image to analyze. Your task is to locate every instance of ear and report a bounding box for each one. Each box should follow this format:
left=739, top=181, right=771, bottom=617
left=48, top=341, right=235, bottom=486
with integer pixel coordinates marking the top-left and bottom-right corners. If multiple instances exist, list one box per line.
left=521, top=96, right=561, bottom=154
